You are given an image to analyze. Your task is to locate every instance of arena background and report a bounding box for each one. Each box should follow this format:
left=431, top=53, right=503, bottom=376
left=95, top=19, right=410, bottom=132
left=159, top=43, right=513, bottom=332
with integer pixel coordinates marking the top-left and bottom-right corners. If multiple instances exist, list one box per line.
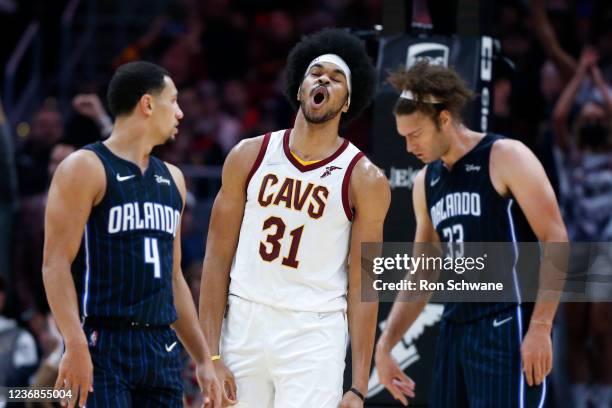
left=1, top=0, right=611, bottom=407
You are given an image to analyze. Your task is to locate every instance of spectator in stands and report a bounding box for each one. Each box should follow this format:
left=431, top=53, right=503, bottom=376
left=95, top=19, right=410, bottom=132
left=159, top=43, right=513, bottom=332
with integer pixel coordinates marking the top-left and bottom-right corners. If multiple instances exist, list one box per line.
left=193, top=81, right=238, bottom=158
left=26, top=315, right=62, bottom=408
left=181, top=191, right=205, bottom=270
left=200, top=0, right=248, bottom=81
left=15, top=103, right=64, bottom=197
left=0, top=276, right=38, bottom=388
left=249, top=10, right=296, bottom=83
left=221, top=79, right=259, bottom=136
left=0, top=95, right=18, bottom=293
left=13, top=143, right=75, bottom=315
left=552, top=46, right=612, bottom=408
left=72, top=93, right=113, bottom=139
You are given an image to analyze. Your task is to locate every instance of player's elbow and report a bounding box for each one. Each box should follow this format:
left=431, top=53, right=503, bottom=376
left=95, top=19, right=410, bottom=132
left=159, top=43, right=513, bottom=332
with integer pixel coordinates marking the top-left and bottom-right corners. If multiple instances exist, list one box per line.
left=171, top=269, right=183, bottom=286
left=201, top=255, right=232, bottom=282
left=541, top=222, right=568, bottom=243
left=553, top=225, right=569, bottom=243
left=41, top=256, right=69, bottom=287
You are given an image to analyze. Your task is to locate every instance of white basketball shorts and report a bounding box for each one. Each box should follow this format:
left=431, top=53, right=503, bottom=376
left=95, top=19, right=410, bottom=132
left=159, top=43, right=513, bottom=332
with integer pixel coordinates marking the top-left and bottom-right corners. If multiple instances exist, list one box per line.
left=220, top=295, right=348, bottom=408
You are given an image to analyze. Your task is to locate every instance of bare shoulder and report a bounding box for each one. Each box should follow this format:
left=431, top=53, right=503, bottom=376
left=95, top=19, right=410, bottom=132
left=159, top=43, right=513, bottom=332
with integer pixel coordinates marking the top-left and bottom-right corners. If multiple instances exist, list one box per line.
left=163, top=161, right=187, bottom=198
left=225, top=134, right=267, bottom=169
left=413, top=166, right=427, bottom=189
left=163, top=161, right=183, bottom=176
left=490, top=137, right=543, bottom=176
left=222, top=134, right=269, bottom=187
left=411, top=166, right=429, bottom=212
left=51, top=149, right=105, bottom=203
left=54, top=149, right=104, bottom=184
left=350, top=155, right=391, bottom=210
left=490, top=137, right=548, bottom=195
left=491, top=138, right=534, bottom=165
left=57, top=148, right=102, bottom=171
left=351, top=155, right=389, bottom=191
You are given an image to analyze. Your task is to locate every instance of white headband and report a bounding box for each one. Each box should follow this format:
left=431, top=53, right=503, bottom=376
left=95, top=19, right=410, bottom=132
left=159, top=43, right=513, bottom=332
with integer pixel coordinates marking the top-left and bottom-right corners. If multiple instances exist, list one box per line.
left=400, top=90, right=443, bottom=104
left=305, top=53, right=352, bottom=107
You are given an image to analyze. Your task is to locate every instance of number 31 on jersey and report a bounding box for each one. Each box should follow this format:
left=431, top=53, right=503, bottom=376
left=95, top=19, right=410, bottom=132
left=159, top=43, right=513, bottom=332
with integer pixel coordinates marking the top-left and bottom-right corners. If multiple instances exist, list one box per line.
left=259, top=216, right=304, bottom=269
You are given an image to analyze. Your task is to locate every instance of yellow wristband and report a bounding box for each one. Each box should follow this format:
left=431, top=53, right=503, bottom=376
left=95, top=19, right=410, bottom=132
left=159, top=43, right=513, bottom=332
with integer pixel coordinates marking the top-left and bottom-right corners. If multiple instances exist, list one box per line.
left=211, top=354, right=221, bottom=361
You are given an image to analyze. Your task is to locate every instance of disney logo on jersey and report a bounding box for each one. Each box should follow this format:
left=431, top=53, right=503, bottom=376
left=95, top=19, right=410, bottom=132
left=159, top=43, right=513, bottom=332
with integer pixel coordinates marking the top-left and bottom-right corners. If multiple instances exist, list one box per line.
left=465, top=164, right=481, bottom=172
left=320, top=165, right=342, bottom=178
left=154, top=175, right=171, bottom=185
left=367, top=305, right=444, bottom=397
left=258, top=174, right=328, bottom=219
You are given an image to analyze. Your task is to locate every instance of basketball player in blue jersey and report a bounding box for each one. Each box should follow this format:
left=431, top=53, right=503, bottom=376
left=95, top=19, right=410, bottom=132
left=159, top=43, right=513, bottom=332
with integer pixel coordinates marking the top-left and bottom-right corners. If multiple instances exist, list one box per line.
left=199, top=29, right=390, bottom=408
left=374, top=61, right=568, bottom=407
left=42, top=62, right=221, bottom=408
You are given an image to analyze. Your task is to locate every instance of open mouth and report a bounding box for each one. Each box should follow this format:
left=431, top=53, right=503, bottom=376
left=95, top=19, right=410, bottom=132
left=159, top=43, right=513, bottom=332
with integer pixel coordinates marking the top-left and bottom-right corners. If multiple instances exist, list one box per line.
left=311, top=87, right=327, bottom=106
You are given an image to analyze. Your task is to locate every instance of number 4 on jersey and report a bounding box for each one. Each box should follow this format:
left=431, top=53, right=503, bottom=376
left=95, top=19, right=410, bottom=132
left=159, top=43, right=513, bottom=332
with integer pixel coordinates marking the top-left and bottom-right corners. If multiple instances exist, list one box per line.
left=144, top=237, right=161, bottom=278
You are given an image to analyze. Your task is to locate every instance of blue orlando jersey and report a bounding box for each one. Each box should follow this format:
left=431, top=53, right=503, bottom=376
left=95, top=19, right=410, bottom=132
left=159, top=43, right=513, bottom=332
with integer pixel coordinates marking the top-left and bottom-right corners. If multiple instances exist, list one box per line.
left=425, top=134, right=521, bottom=323
left=74, top=142, right=182, bottom=325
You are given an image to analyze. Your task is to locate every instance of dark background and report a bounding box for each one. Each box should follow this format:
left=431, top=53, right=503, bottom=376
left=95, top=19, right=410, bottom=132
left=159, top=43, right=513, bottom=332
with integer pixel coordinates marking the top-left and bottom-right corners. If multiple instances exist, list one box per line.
left=1, top=0, right=611, bottom=406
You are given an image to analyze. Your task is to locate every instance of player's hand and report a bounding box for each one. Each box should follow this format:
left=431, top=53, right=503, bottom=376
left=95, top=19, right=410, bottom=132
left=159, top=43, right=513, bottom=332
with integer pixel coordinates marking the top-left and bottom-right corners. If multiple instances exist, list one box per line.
left=212, top=359, right=237, bottom=406
left=338, top=390, right=364, bottom=408
left=195, top=360, right=222, bottom=408
left=374, top=343, right=415, bottom=406
left=54, top=338, right=93, bottom=408
left=521, top=324, right=552, bottom=387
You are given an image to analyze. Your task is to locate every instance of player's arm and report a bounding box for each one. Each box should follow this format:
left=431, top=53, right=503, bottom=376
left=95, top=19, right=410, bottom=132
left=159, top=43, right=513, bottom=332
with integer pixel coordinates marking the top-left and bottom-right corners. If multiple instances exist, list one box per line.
left=343, top=157, right=390, bottom=404
left=199, top=136, right=262, bottom=352
left=376, top=168, right=436, bottom=354
left=42, top=150, right=105, bottom=408
left=374, top=168, right=437, bottom=405
left=198, top=136, right=263, bottom=402
left=491, top=139, right=569, bottom=386
left=166, top=163, right=211, bottom=362
left=166, top=163, right=221, bottom=407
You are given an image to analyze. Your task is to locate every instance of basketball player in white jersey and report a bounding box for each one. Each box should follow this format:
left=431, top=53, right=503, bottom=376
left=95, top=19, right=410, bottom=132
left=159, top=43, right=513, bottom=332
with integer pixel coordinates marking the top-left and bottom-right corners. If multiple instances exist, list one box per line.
left=199, top=29, right=390, bottom=408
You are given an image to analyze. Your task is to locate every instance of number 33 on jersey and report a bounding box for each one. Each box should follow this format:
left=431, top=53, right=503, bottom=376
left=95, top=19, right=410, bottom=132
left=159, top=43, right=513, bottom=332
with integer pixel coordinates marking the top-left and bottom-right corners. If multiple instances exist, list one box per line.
left=229, top=129, right=365, bottom=313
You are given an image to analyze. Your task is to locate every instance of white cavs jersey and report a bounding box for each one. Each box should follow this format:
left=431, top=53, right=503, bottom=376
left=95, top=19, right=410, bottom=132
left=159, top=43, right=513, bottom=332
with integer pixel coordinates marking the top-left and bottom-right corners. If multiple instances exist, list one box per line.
left=229, top=129, right=364, bottom=312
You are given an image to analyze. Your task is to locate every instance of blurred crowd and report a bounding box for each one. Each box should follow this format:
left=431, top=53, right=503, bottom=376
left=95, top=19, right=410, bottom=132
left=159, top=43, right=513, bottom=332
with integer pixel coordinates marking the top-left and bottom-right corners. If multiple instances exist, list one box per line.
left=1, top=0, right=611, bottom=407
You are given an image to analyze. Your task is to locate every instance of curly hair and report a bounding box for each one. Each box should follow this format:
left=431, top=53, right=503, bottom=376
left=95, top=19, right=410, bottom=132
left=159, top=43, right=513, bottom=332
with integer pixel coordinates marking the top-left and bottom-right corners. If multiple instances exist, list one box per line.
left=388, top=60, right=474, bottom=127
left=283, top=28, right=376, bottom=128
